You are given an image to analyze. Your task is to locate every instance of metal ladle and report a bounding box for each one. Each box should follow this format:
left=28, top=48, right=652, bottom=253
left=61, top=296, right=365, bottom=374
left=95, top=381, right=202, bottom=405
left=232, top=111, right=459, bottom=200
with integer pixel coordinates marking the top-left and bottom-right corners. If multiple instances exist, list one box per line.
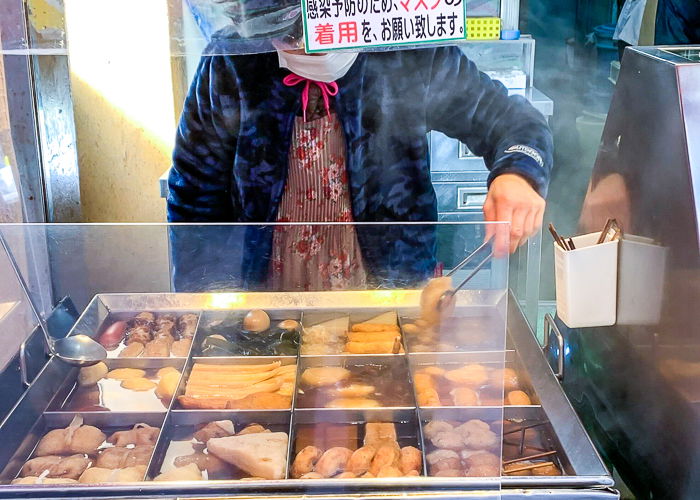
left=437, top=239, right=495, bottom=316
left=0, top=233, right=106, bottom=367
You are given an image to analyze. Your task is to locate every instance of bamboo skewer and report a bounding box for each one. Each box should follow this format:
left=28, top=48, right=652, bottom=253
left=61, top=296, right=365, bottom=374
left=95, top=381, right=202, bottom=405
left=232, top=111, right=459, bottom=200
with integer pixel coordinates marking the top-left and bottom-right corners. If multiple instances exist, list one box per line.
left=504, top=461, right=556, bottom=474
left=503, top=450, right=558, bottom=465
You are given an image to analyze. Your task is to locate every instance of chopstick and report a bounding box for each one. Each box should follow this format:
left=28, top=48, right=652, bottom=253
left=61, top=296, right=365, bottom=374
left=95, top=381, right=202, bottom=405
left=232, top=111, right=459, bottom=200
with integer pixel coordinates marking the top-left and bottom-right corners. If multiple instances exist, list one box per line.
left=596, top=219, right=613, bottom=244
left=548, top=223, right=569, bottom=251
left=550, top=218, right=621, bottom=252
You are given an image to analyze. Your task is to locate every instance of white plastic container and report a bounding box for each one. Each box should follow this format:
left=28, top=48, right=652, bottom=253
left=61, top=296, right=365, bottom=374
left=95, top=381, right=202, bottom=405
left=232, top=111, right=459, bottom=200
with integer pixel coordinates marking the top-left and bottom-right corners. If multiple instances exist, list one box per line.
left=554, top=231, right=619, bottom=328
left=616, top=235, right=668, bottom=325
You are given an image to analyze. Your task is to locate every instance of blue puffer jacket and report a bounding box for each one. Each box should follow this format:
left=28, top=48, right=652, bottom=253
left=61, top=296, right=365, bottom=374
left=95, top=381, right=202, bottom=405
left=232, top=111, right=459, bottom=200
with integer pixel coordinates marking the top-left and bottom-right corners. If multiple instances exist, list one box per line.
left=167, top=46, right=553, bottom=291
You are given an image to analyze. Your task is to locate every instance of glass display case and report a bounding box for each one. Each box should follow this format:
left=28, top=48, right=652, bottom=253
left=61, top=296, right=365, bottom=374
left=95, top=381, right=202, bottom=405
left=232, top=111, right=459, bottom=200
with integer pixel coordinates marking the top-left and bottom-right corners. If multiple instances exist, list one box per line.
left=0, top=222, right=614, bottom=498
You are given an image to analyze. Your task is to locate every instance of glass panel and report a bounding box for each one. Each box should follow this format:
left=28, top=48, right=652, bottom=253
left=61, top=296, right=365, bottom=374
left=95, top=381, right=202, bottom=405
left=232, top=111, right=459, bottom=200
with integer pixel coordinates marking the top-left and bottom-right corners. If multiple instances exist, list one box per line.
left=0, top=231, right=44, bottom=372
left=0, top=222, right=506, bottom=496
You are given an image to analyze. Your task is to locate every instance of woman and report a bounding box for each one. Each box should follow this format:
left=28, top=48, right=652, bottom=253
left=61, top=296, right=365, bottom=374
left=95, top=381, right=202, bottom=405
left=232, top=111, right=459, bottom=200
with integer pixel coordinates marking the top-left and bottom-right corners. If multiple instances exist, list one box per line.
left=168, top=26, right=552, bottom=291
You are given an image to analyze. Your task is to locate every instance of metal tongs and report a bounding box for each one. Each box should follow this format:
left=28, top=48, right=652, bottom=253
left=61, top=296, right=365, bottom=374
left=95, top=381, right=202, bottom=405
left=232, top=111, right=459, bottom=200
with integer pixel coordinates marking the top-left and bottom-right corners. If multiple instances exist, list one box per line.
left=437, top=239, right=494, bottom=312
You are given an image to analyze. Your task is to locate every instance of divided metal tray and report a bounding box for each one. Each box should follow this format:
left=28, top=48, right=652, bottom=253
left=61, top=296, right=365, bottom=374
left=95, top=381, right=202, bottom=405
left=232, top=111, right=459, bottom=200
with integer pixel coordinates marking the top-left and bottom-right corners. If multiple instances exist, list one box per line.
left=0, top=291, right=615, bottom=499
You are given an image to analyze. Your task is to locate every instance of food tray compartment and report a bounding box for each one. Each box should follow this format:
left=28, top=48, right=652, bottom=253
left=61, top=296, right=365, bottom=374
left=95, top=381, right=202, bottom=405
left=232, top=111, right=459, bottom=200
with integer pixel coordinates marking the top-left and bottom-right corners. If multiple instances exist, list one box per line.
left=300, top=310, right=405, bottom=356
left=400, top=310, right=506, bottom=353
left=94, top=311, right=201, bottom=359
left=419, top=406, right=504, bottom=478
left=501, top=406, right=572, bottom=477
left=0, top=412, right=165, bottom=485
left=408, top=351, right=539, bottom=408
left=289, top=409, right=424, bottom=479
left=47, top=359, right=186, bottom=413
left=193, top=310, right=301, bottom=357
left=296, top=355, right=415, bottom=409
left=175, top=357, right=298, bottom=411
left=148, top=410, right=292, bottom=481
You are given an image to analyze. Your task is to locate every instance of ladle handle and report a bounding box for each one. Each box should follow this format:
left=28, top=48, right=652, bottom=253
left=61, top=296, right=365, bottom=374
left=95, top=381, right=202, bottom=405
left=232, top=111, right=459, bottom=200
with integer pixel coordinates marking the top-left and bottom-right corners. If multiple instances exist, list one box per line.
left=0, top=231, right=53, bottom=351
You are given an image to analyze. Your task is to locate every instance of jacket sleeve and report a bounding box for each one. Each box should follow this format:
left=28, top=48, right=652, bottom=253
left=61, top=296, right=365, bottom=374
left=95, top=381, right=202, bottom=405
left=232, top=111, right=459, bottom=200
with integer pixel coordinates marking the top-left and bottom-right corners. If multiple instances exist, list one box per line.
left=167, top=55, right=240, bottom=222
left=427, top=47, right=554, bottom=197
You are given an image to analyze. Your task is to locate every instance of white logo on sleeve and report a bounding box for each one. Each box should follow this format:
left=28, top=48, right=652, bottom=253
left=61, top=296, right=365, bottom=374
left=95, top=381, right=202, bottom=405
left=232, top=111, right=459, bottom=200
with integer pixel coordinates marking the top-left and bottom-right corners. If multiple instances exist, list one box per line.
left=505, top=145, right=544, bottom=168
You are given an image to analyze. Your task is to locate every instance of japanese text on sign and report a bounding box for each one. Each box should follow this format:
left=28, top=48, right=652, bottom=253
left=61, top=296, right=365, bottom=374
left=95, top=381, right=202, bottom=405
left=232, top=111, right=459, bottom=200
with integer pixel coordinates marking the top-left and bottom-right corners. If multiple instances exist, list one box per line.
left=302, top=0, right=467, bottom=52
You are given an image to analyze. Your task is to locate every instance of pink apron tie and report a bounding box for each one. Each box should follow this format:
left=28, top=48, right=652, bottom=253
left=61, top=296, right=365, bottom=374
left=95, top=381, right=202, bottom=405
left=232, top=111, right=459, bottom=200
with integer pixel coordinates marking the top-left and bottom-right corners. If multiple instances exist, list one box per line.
left=283, top=73, right=339, bottom=122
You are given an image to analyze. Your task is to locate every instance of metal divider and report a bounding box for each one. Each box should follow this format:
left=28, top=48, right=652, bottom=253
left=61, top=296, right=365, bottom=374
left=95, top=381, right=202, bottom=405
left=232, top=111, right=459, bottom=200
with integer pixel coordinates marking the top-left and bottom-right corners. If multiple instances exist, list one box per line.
left=286, top=321, right=304, bottom=480
left=398, top=316, right=429, bottom=478
left=122, top=310, right=202, bottom=481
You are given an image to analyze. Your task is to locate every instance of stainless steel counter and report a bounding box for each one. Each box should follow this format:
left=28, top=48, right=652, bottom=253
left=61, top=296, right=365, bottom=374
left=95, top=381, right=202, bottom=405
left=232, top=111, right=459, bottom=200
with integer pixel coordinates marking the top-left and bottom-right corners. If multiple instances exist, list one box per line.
left=0, top=290, right=616, bottom=499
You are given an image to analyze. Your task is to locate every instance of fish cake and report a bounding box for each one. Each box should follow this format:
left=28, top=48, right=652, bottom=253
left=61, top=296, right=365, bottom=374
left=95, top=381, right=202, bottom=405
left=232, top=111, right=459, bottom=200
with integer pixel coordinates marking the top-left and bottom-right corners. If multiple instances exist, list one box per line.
left=121, top=378, right=157, bottom=391
left=171, top=338, right=192, bottom=357
left=119, top=342, right=144, bottom=358
left=450, top=387, right=478, bottom=406
left=376, top=465, right=403, bottom=477
left=327, top=384, right=375, bottom=399
left=35, top=425, right=106, bottom=457
left=420, top=277, right=452, bottom=325
left=95, top=445, right=154, bottom=469
left=490, top=368, right=519, bottom=391
left=399, top=446, right=422, bottom=475
left=291, top=446, right=323, bottom=478
left=21, top=455, right=89, bottom=480
left=154, top=463, right=203, bottom=481
left=347, top=331, right=401, bottom=343
left=157, top=366, right=180, bottom=378
left=106, top=368, right=146, bottom=380
left=345, top=340, right=398, bottom=354
left=351, top=324, right=399, bottom=333
left=78, top=362, right=108, bottom=386
left=225, top=392, right=292, bottom=410
left=417, top=389, right=442, bottom=407
left=174, top=452, right=228, bottom=474
left=156, top=371, right=181, bottom=400
left=506, top=390, right=532, bottom=406
left=301, top=367, right=351, bottom=387
left=444, top=364, right=489, bottom=387
left=369, top=444, right=400, bottom=476
left=107, top=424, right=160, bottom=446
left=143, top=339, right=170, bottom=357
left=346, top=446, right=376, bottom=475
left=414, top=373, right=436, bottom=394
left=315, top=448, right=353, bottom=478
left=194, top=420, right=236, bottom=442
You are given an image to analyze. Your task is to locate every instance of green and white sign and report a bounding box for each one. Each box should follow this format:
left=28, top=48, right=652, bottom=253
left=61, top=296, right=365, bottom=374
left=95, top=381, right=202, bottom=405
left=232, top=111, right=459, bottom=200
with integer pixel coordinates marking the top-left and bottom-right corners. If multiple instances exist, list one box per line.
left=301, top=0, right=468, bottom=52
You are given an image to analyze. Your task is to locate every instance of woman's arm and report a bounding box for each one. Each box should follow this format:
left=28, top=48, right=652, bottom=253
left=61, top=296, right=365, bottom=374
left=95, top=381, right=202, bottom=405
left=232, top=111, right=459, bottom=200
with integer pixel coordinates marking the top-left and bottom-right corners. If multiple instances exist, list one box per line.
left=167, top=55, right=241, bottom=222
left=427, top=47, right=553, bottom=253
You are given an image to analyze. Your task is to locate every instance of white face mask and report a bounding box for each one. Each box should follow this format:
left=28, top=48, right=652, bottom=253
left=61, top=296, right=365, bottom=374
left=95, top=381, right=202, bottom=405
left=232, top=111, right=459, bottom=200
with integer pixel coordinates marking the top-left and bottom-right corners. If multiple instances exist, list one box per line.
left=277, top=50, right=358, bottom=83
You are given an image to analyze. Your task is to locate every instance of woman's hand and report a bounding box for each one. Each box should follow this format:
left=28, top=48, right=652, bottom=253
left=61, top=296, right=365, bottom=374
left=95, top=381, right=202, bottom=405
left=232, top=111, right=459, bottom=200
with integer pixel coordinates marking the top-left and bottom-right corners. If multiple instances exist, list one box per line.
left=484, top=174, right=546, bottom=256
